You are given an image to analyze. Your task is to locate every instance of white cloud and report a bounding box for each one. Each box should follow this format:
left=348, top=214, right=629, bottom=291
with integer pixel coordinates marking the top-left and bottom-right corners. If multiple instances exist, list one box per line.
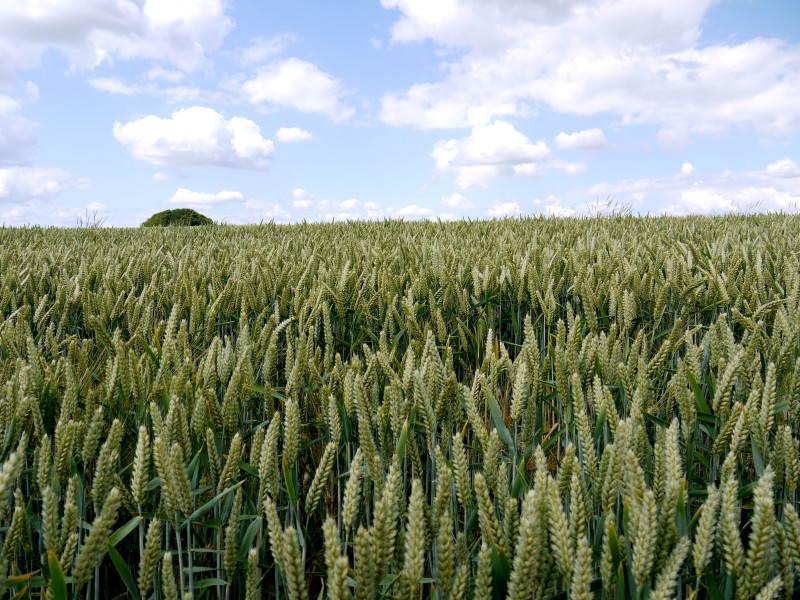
left=379, top=0, right=800, bottom=139
left=157, top=85, right=228, bottom=104
left=655, top=128, right=690, bottom=149
left=487, top=201, right=522, bottom=218
left=168, top=188, right=245, bottom=206
left=153, top=172, right=170, bottom=181
left=0, top=83, right=40, bottom=165
left=396, top=204, right=433, bottom=217
left=88, top=76, right=229, bottom=104
left=530, top=197, right=580, bottom=217
left=339, top=199, right=360, bottom=210
left=533, top=196, right=638, bottom=218
left=1, top=202, right=107, bottom=227
left=145, top=67, right=184, bottom=83
left=234, top=34, right=297, bottom=66
left=258, top=203, right=291, bottom=223
left=432, top=120, right=582, bottom=189
left=276, top=127, right=314, bottom=143
left=428, top=213, right=460, bottom=221
left=442, top=192, right=474, bottom=210
left=0, top=166, right=71, bottom=202
left=0, top=115, right=37, bottom=166
left=113, top=107, right=274, bottom=170
left=242, top=58, right=354, bottom=121
left=288, top=189, right=408, bottom=221
left=548, top=160, right=586, bottom=175
left=382, top=0, right=461, bottom=37
left=242, top=200, right=292, bottom=223
left=381, top=80, right=531, bottom=129
left=0, top=0, right=233, bottom=79
left=292, top=188, right=314, bottom=209
left=766, top=158, right=800, bottom=178
left=435, top=121, right=549, bottom=167
left=669, top=189, right=738, bottom=215
left=88, top=77, right=204, bottom=99
left=534, top=166, right=800, bottom=217
left=314, top=197, right=394, bottom=221
left=554, top=128, right=608, bottom=150
left=89, top=77, right=140, bottom=95
left=0, top=94, right=21, bottom=115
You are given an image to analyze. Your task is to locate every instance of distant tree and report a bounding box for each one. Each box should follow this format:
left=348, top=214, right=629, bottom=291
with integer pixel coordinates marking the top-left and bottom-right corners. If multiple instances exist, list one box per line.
left=141, top=208, right=214, bottom=227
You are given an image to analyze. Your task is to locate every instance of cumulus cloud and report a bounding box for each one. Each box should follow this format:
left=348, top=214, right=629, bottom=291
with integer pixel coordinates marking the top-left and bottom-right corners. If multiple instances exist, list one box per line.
left=0, top=0, right=233, bottom=79
left=379, top=0, right=800, bottom=140
left=537, top=198, right=578, bottom=217
left=312, top=197, right=392, bottom=221
left=239, top=200, right=292, bottom=223
left=89, top=77, right=140, bottom=96
left=242, top=58, right=354, bottom=121
left=487, top=201, right=522, bottom=218
left=533, top=164, right=800, bottom=217
left=258, top=203, right=292, bottom=222
left=145, top=67, right=184, bottom=83
left=667, top=189, right=738, bottom=215
left=554, top=128, right=608, bottom=150
left=435, top=121, right=549, bottom=167
left=168, top=188, right=245, bottom=206
left=432, top=120, right=583, bottom=188
left=766, top=158, right=800, bottom=178
left=292, top=188, right=314, bottom=209
left=280, top=190, right=394, bottom=220
left=0, top=115, right=37, bottom=166
left=442, top=192, right=474, bottom=210
left=234, top=34, right=298, bottom=66
left=380, top=76, right=533, bottom=129
left=0, top=84, right=40, bottom=165
left=284, top=191, right=437, bottom=221
left=656, top=172, right=800, bottom=216
left=113, top=107, right=274, bottom=170
left=1, top=202, right=107, bottom=227
left=276, top=127, right=314, bottom=143
left=88, top=75, right=229, bottom=103
left=0, top=166, right=72, bottom=202
left=0, top=93, right=21, bottom=115
left=396, top=204, right=433, bottom=217
left=428, top=212, right=460, bottom=221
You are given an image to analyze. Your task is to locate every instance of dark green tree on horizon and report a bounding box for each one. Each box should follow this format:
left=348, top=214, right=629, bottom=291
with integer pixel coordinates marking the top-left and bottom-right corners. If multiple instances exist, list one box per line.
left=141, top=208, right=214, bottom=227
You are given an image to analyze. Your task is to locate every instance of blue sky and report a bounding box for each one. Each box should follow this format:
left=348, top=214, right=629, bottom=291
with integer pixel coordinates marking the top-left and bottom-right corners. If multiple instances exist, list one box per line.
left=1, top=0, right=799, bottom=226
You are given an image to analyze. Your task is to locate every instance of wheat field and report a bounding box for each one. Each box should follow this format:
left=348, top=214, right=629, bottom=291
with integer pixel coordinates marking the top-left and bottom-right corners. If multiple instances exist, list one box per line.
left=0, top=214, right=799, bottom=599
